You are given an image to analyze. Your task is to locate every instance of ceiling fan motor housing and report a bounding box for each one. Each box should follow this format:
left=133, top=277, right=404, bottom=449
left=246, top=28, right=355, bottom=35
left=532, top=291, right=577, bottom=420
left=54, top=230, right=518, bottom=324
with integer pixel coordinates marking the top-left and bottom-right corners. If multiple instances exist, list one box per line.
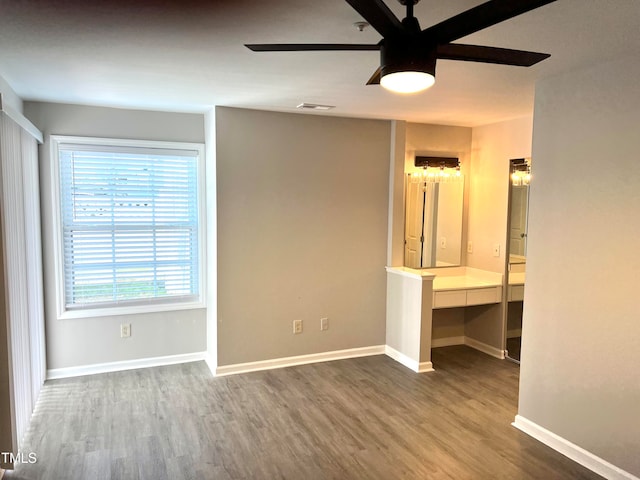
left=380, top=38, right=437, bottom=79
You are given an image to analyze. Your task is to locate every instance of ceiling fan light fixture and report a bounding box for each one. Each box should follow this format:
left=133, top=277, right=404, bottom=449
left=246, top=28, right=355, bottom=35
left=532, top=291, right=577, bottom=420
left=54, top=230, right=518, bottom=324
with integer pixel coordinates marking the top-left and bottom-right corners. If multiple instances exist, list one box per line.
left=380, top=70, right=435, bottom=94
left=378, top=39, right=437, bottom=94
left=245, top=0, right=556, bottom=94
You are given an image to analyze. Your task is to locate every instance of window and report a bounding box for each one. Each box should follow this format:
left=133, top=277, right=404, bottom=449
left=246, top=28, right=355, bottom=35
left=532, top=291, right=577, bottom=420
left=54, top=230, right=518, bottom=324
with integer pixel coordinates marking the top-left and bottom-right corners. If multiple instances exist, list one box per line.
left=51, top=136, right=205, bottom=318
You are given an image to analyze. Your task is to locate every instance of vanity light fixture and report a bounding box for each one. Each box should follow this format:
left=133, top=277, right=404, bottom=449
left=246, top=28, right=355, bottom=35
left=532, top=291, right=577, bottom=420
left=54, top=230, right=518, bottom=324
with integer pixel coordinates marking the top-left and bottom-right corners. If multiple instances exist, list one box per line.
left=414, top=156, right=462, bottom=182
left=511, top=158, right=531, bottom=186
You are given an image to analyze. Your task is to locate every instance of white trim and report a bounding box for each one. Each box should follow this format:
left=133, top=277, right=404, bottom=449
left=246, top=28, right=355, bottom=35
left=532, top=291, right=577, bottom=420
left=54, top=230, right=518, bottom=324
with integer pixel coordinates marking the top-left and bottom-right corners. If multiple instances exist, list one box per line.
left=215, top=346, right=385, bottom=377
left=385, top=265, right=436, bottom=281
left=204, top=353, right=217, bottom=377
left=431, top=336, right=505, bottom=359
left=58, top=302, right=206, bottom=320
left=513, top=415, right=639, bottom=480
left=464, top=337, right=505, bottom=359
left=384, top=346, right=434, bottom=373
left=46, top=351, right=207, bottom=380
left=0, top=94, right=43, bottom=143
left=431, top=336, right=465, bottom=348
left=49, top=135, right=207, bottom=320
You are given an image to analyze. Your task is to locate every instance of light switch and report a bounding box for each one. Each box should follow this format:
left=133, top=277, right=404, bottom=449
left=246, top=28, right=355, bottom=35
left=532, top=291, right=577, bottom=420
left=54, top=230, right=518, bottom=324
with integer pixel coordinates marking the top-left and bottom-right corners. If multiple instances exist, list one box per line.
left=440, top=237, right=447, bottom=249
left=467, top=241, right=473, bottom=254
left=493, top=244, right=501, bottom=257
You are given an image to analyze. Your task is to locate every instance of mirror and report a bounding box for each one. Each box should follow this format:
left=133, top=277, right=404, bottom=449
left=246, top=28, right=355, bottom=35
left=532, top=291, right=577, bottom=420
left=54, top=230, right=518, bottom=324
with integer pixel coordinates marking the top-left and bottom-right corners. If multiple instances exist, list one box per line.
left=508, top=157, right=531, bottom=264
left=505, top=158, right=531, bottom=362
left=404, top=163, right=464, bottom=269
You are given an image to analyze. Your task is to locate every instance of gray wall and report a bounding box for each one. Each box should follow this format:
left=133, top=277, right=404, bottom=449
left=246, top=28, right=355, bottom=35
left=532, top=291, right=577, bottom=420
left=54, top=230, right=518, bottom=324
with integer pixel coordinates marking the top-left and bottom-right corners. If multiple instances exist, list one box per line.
left=215, top=107, right=390, bottom=366
left=24, top=102, right=207, bottom=370
left=465, top=117, right=533, bottom=354
left=468, top=116, right=533, bottom=273
left=519, top=55, right=640, bottom=475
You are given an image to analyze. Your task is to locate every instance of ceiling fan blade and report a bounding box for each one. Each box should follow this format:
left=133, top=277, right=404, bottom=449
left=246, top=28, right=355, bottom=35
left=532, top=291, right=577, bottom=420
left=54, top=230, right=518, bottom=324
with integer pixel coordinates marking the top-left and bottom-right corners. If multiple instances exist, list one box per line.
left=437, top=44, right=550, bottom=66
left=423, top=0, right=557, bottom=44
left=344, top=0, right=403, bottom=38
left=245, top=43, right=380, bottom=52
left=366, top=66, right=382, bottom=85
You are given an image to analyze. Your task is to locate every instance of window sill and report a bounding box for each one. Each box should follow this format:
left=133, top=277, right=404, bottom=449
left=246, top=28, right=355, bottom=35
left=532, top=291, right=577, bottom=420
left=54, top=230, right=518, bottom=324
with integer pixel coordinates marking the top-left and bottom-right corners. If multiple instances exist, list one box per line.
left=57, top=300, right=206, bottom=320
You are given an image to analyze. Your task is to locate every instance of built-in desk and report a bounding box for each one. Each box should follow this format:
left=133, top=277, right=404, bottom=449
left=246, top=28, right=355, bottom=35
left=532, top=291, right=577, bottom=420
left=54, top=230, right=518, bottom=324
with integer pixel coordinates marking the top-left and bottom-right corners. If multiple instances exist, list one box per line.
left=384, top=266, right=504, bottom=373
left=508, top=271, right=525, bottom=302
left=384, top=267, right=435, bottom=373
left=423, top=267, right=503, bottom=309
left=507, top=262, right=526, bottom=302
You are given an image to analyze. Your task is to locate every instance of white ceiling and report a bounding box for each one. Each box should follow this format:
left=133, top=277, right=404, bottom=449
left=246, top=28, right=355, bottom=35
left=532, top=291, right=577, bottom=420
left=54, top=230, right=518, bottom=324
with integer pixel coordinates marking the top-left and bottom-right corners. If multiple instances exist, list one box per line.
left=1, top=0, right=639, bottom=127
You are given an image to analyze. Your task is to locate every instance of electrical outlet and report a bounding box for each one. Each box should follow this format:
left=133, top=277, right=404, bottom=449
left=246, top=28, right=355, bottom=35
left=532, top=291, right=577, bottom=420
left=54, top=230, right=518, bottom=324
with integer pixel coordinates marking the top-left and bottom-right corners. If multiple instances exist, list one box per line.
left=120, top=323, right=131, bottom=338
left=467, top=241, right=473, bottom=254
left=320, top=317, right=329, bottom=331
left=293, top=319, right=303, bottom=334
left=493, top=244, right=501, bottom=257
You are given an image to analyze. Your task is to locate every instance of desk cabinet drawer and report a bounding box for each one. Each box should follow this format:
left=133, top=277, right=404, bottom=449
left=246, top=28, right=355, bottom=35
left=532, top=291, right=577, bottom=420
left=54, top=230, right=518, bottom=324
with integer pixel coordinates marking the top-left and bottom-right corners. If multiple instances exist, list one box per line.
left=433, top=290, right=467, bottom=308
left=433, top=286, right=502, bottom=309
left=466, top=286, right=502, bottom=306
left=508, top=285, right=525, bottom=302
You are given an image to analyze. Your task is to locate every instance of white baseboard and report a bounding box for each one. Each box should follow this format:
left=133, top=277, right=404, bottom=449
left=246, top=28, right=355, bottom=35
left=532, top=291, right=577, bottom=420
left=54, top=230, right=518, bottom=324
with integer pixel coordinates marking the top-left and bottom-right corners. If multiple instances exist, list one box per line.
left=50, top=340, right=497, bottom=381
left=513, top=415, right=639, bottom=480
left=430, top=336, right=505, bottom=360
left=431, top=336, right=465, bottom=348
left=215, top=345, right=386, bottom=377
left=464, top=337, right=505, bottom=359
left=384, top=346, right=434, bottom=373
left=204, top=353, right=217, bottom=377
left=47, top=351, right=207, bottom=380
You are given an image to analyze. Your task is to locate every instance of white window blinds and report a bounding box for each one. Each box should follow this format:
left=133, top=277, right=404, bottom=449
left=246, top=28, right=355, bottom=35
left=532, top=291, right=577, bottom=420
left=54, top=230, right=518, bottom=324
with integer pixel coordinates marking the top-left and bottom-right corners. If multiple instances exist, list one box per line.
left=58, top=142, right=201, bottom=310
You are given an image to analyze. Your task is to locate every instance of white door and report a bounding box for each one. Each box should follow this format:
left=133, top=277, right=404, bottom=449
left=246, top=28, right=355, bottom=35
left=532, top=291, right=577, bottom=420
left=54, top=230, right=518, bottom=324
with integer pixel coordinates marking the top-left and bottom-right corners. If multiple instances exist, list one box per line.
left=421, top=182, right=438, bottom=268
left=405, top=178, right=424, bottom=268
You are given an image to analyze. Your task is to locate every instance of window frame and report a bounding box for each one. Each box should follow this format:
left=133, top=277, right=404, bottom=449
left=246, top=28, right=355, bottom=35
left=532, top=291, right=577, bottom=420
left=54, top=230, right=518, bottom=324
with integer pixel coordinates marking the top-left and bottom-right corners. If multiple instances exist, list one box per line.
left=50, top=135, right=206, bottom=319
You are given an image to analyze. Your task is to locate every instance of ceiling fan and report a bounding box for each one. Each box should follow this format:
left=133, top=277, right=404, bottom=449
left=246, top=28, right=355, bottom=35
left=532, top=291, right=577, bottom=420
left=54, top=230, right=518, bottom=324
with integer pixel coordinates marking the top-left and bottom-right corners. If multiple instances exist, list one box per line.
left=246, top=0, right=557, bottom=94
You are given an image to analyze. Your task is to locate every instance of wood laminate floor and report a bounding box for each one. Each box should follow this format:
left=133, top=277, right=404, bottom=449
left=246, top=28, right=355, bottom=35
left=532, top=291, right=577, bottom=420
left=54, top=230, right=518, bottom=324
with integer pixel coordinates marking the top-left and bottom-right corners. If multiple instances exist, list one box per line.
left=6, top=346, right=602, bottom=479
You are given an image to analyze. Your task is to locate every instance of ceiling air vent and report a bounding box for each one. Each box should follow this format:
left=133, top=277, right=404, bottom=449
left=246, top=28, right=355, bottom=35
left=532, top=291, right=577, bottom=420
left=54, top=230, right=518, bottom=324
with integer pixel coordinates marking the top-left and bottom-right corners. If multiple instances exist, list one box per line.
left=296, top=103, right=335, bottom=111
